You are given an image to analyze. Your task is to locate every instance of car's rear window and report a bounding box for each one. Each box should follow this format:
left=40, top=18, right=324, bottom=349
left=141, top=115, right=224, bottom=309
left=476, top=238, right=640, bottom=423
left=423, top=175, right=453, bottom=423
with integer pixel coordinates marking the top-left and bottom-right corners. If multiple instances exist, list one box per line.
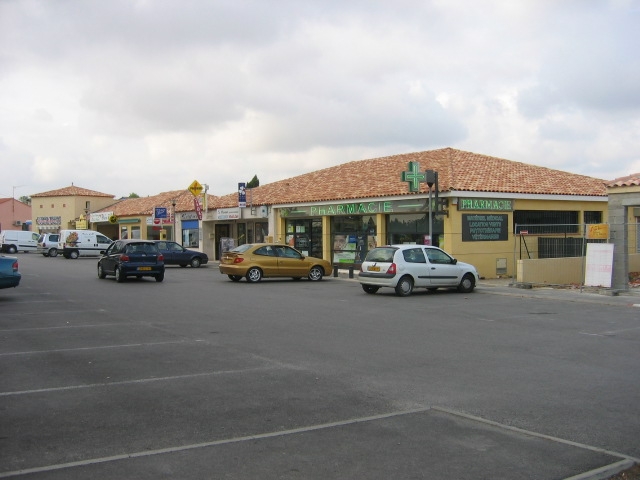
left=231, top=244, right=253, bottom=253
left=364, top=247, right=396, bottom=263
left=126, top=243, right=158, bottom=254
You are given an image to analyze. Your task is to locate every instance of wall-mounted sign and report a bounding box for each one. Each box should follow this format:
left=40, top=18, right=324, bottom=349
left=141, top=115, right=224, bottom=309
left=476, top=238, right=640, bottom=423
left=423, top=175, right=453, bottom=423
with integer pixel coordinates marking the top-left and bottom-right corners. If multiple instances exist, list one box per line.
left=217, top=207, right=241, bottom=220
left=279, top=199, right=431, bottom=218
left=462, top=214, right=508, bottom=241
left=586, top=223, right=609, bottom=240
left=36, top=216, right=62, bottom=226
left=401, top=161, right=426, bottom=192
left=90, top=212, right=113, bottom=223
left=458, top=198, right=513, bottom=211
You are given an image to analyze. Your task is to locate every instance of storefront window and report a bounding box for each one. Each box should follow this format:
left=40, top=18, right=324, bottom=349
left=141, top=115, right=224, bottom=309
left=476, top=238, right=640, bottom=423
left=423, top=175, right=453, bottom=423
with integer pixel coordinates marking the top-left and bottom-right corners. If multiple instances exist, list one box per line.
left=285, top=218, right=322, bottom=257
left=237, top=223, right=247, bottom=245
left=387, top=214, right=442, bottom=246
left=331, top=215, right=377, bottom=264
left=181, top=220, right=199, bottom=247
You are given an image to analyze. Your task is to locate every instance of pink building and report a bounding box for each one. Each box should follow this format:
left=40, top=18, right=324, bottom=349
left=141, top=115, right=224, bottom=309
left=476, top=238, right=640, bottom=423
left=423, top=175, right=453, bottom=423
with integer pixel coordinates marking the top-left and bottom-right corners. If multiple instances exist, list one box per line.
left=0, top=198, right=32, bottom=232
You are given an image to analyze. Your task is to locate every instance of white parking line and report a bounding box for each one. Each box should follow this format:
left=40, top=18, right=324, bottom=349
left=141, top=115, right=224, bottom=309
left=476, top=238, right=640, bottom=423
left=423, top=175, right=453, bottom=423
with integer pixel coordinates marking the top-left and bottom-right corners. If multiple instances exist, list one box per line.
left=0, top=364, right=276, bottom=397
left=0, top=407, right=432, bottom=478
left=0, top=339, right=203, bottom=357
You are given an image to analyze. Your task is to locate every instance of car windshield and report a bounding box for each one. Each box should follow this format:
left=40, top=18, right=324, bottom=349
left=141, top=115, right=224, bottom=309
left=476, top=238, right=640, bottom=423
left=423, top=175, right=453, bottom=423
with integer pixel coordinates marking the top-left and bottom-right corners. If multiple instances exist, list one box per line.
left=365, top=247, right=396, bottom=263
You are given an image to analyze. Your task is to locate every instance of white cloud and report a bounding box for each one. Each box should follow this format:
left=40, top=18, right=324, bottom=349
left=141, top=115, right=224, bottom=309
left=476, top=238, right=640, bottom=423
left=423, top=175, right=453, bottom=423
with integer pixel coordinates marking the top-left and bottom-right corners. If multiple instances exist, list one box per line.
left=0, top=0, right=638, bottom=199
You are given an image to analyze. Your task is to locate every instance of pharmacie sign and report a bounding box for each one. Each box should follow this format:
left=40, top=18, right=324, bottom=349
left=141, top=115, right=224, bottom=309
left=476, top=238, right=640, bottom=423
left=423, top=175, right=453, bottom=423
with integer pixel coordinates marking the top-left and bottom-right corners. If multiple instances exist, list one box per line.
left=458, top=198, right=513, bottom=211
left=279, top=199, right=431, bottom=218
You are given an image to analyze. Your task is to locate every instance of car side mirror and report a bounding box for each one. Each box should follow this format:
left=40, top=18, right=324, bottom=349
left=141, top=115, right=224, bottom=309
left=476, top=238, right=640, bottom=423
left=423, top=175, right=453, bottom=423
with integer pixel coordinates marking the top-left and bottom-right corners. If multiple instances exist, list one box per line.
left=452, top=258, right=458, bottom=265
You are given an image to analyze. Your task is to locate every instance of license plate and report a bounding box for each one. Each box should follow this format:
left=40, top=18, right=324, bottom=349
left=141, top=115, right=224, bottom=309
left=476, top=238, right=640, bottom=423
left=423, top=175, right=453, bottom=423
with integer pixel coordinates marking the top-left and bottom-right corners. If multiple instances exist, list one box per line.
left=367, top=265, right=380, bottom=272
left=137, top=267, right=152, bottom=271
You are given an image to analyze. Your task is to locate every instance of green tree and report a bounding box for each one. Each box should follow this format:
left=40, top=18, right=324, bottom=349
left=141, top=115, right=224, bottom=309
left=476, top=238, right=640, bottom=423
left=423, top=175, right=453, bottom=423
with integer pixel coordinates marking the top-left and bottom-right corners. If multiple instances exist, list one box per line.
left=246, top=175, right=259, bottom=188
left=19, top=195, right=31, bottom=205
left=128, top=192, right=140, bottom=198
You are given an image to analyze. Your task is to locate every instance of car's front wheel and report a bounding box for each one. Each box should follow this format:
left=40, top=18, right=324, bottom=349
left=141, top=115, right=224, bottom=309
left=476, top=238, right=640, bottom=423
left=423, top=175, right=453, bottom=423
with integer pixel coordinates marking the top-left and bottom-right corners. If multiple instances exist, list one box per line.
left=190, top=257, right=202, bottom=268
left=362, top=284, right=379, bottom=294
left=308, top=266, right=323, bottom=281
left=457, top=273, right=476, bottom=293
left=246, top=267, right=262, bottom=283
left=394, top=276, right=414, bottom=297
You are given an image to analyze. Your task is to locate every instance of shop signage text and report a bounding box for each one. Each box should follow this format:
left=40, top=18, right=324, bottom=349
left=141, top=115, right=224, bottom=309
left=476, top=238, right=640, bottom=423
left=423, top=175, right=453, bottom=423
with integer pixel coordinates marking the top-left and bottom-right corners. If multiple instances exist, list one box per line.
left=462, top=214, right=508, bottom=241
left=458, top=198, right=513, bottom=211
left=217, top=207, right=240, bottom=220
left=281, top=200, right=428, bottom=218
left=36, top=216, right=61, bottom=226
left=90, top=212, right=113, bottom=223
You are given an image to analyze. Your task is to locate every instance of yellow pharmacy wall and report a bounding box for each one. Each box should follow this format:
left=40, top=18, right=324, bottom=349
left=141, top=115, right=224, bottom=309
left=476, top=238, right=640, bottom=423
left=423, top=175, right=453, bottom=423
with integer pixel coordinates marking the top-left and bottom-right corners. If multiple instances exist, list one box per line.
left=443, top=198, right=608, bottom=279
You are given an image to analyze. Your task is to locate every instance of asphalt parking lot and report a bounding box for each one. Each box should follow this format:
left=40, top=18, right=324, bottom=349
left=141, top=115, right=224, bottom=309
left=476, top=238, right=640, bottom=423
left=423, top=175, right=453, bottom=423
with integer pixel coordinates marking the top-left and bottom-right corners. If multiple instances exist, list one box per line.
left=1, top=254, right=639, bottom=479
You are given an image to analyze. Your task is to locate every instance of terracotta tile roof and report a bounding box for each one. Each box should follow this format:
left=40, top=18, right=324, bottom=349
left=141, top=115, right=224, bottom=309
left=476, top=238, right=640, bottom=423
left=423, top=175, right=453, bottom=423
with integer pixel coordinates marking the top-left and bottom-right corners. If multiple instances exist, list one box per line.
left=607, top=173, right=640, bottom=187
left=213, top=148, right=608, bottom=208
left=95, top=190, right=217, bottom=216
left=31, top=185, right=114, bottom=198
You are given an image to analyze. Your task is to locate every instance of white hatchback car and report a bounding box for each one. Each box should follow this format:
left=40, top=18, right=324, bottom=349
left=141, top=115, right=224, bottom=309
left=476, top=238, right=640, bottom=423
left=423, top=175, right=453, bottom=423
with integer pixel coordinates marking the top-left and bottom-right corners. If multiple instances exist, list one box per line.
left=358, top=245, right=480, bottom=297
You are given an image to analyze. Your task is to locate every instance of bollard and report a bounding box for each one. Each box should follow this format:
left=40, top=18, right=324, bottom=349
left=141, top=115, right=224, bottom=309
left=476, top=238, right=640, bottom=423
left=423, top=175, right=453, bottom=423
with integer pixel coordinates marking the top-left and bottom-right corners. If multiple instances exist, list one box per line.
left=348, top=266, right=354, bottom=279
left=333, top=265, right=339, bottom=277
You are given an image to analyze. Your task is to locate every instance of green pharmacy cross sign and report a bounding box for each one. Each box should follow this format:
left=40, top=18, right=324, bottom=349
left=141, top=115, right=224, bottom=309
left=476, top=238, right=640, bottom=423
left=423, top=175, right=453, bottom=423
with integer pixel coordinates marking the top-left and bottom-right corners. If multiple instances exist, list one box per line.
left=401, top=161, right=427, bottom=192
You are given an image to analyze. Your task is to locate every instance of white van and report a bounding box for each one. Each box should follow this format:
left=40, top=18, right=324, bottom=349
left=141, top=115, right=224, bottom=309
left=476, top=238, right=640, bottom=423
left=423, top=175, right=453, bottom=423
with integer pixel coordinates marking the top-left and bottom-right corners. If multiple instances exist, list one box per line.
left=0, top=230, right=39, bottom=253
left=58, top=230, right=113, bottom=259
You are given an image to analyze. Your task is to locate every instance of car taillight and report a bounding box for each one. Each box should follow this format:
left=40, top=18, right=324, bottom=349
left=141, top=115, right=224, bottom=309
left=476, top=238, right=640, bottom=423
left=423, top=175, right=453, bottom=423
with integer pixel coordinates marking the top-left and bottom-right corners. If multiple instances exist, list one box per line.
left=387, top=263, right=397, bottom=275
left=120, top=254, right=130, bottom=262
left=233, top=257, right=244, bottom=264
left=158, top=254, right=164, bottom=261
left=12, top=261, right=18, bottom=272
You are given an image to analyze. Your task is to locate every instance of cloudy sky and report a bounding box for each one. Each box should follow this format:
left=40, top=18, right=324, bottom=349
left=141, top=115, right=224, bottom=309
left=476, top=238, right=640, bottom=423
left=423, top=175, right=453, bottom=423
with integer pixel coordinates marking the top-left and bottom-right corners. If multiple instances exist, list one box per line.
left=1, top=0, right=639, bottom=200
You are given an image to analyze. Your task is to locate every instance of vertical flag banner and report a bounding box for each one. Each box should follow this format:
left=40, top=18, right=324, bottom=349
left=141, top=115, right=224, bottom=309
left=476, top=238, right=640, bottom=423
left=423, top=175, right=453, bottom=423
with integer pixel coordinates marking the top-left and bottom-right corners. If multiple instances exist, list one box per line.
left=238, top=182, right=247, bottom=208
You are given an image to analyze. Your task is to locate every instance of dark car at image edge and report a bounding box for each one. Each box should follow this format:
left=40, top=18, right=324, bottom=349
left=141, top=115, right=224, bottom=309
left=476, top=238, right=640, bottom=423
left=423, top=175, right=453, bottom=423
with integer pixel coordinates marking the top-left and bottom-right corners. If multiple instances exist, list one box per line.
left=0, top=255, right=21, bottom=289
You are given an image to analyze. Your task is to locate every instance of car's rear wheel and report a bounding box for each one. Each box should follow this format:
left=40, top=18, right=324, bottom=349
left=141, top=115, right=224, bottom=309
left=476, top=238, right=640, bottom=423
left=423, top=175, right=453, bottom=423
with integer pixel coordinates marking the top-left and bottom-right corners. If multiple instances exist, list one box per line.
left=246, top=267, right=262, bottom=283
left=7, top=245, right=17, bottom=254
left=308, top=266, right=323, bottom=281
left=115, top=267, right=126, bottom=283
left=457, top=273, right=475, bottom=293
left=228, top=275, right=242, bottom=282
left=69, top=250, right=79, bottom=259
left=97, top=263, right=107, bottom=279
left=362, top=284, right=379, bottom=294
left=395, top=276, right=414, bottom=297
left=49, top=248, right=58, bottom=257
left=155, top=272, right=164, bottom=282
left=190, top=257, right=202, bottom=268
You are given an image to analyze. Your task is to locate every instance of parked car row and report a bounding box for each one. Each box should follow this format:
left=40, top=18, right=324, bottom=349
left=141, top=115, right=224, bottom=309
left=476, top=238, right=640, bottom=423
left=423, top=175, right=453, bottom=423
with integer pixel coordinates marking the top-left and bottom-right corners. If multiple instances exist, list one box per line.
left=218, top=242, right=480, bottom=297
left=3, top=236, right=481, bottom=295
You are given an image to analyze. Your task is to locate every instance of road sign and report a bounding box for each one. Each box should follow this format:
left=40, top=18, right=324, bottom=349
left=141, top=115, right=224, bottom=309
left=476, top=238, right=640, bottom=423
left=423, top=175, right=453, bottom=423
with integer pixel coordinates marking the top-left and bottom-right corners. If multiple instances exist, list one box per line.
left=188, top=180, right=203, bottom=197
left=108, top=215, right=118, bottom=224
left=154, top=207, right=168, bottom=219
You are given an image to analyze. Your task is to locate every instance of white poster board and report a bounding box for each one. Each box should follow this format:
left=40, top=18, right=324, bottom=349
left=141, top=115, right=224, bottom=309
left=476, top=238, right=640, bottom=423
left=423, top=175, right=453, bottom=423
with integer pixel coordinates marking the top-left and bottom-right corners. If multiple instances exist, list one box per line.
left=584, top=243, right=614, bottom=288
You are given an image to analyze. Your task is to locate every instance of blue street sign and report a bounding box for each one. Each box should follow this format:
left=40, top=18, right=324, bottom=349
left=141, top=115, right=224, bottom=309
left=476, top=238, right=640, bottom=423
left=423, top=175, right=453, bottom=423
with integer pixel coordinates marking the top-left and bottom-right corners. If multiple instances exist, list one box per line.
left=155, top=207, right=168, bottom=219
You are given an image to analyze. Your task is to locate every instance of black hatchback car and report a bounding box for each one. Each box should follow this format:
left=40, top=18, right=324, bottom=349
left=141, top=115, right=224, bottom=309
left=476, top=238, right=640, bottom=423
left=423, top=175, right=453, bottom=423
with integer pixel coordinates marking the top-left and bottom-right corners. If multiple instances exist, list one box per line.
left=153, top=241, right=209, bottom=268
left=98, top=240, right=165, bottom=283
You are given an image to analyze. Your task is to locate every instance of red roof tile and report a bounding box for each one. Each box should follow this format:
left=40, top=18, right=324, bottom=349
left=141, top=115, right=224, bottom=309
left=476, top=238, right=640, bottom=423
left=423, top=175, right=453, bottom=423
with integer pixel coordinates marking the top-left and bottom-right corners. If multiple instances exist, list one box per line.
left=31, top=185, right=114, bottom=198
left=213, top=148, right=608, bottom=208
left=607, top=173, right=640, bottom=187
left=95, top=190, right=217, bottom=216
